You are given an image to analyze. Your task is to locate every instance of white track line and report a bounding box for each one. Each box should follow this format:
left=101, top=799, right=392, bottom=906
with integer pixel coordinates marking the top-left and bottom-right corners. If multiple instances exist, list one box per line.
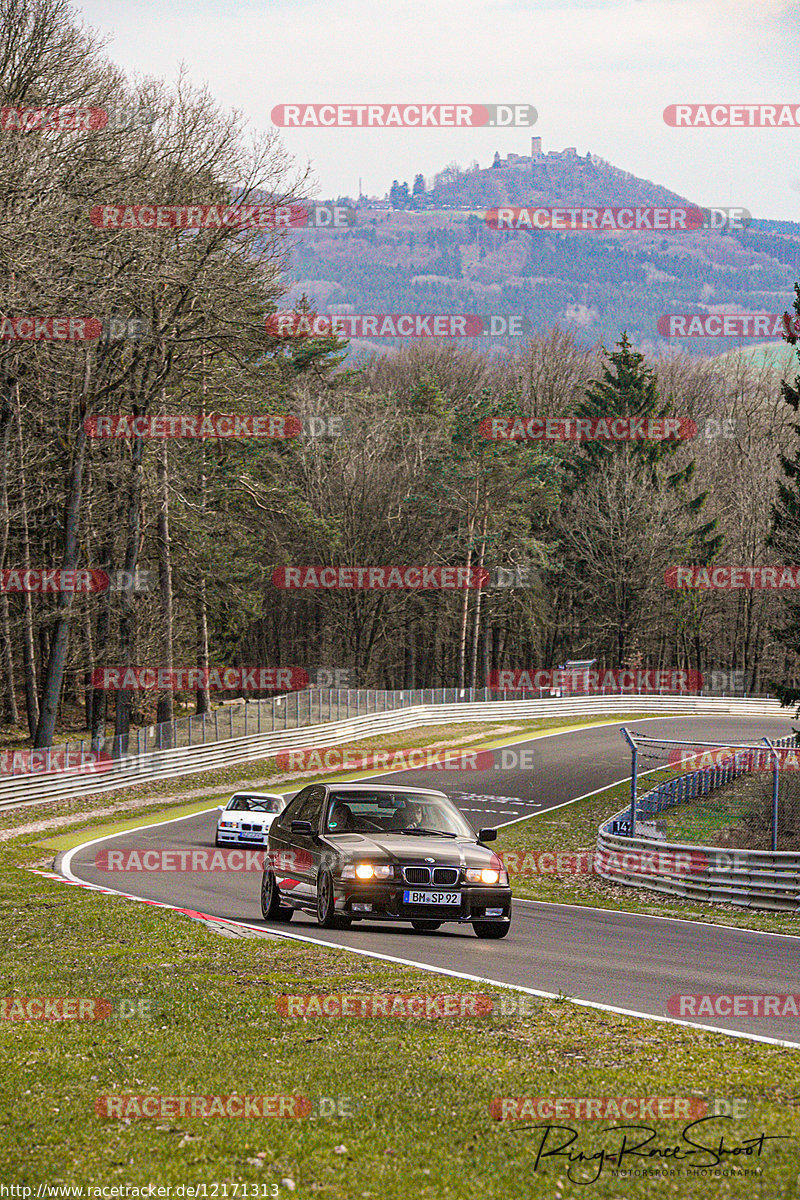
left=54, top=714, right=800, bottom=1049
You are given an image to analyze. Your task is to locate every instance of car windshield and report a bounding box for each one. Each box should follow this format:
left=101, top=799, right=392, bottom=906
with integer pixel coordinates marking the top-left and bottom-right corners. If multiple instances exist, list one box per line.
left=227, top=795, right=283, bottom=813
left=324, top=791, right=474, bottom=837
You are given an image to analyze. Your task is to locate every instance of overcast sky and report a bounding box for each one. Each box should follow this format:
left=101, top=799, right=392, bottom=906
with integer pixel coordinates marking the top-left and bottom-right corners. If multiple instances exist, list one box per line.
left=75, top=0, right=799, bottom=219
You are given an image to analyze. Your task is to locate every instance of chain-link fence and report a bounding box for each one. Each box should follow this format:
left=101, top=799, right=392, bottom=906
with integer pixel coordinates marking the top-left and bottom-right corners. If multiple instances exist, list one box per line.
left=618, top=730, right=800, bottom=850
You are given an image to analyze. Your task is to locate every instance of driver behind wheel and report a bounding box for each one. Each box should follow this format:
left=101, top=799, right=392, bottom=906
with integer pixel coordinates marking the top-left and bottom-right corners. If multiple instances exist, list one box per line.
left=401, top=802, right=424, bottom=829
left=327, top=800, right=353, bottom=831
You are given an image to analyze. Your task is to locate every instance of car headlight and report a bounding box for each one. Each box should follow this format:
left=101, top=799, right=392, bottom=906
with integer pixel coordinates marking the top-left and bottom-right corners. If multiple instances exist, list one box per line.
left=466, top=867, right=508, bottom=885
left=341, top=863, right=394, bottom=880
left=219, top=821, right=237, bottom=829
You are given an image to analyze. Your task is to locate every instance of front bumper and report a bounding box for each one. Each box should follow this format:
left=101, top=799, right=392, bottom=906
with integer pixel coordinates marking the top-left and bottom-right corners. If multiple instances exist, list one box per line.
left=334, top=881, right=512, bottom=923
left=216, top=829, right=268, bottom=845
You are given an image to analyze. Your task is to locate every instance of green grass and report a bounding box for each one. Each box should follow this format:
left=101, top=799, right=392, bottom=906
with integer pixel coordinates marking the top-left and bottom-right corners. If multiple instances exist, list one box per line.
left=2, top=839, right=800, bottom=1198
left=5, top=711, right=799, bottom=1196
left=652, top=775, right=763, bottom=847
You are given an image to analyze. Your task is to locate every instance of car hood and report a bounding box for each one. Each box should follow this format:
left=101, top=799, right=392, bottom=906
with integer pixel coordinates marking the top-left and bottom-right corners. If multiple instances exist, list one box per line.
left=327, top=833, right=499, bottom=868
left=222, top=812, right=276, bottom=825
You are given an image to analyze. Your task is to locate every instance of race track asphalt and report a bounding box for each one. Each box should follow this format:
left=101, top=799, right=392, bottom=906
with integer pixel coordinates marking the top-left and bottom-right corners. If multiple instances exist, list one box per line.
left=61, top=714, right=800, bottom=1043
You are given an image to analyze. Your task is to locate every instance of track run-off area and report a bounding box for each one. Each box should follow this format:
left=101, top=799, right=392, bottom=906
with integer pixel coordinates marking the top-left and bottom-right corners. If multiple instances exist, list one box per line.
left=59, top=715, right=800, bottom=1045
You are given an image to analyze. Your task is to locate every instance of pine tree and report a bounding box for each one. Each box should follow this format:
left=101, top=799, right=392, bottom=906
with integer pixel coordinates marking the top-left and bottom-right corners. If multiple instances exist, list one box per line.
left=555, top=335, right=721, bottom=666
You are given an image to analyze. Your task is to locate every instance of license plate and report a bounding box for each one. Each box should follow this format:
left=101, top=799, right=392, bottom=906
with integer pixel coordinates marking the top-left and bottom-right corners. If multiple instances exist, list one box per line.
left=403, top=890, right=460, bottom=906
left=239, top=831, right=263, bottom=841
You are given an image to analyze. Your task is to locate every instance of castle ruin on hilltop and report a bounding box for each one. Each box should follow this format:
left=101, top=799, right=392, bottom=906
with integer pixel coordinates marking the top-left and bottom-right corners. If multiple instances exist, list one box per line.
left=492, top=138, right=633, bottom=180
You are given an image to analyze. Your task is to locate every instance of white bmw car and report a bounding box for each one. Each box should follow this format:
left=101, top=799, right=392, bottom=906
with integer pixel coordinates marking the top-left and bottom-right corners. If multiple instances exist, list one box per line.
left=215, top=792, right=287, bottom=847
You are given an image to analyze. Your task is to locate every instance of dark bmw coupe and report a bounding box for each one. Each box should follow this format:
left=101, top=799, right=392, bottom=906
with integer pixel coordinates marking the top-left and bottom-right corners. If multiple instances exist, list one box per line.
left=260, top=783, right=512, bottom=937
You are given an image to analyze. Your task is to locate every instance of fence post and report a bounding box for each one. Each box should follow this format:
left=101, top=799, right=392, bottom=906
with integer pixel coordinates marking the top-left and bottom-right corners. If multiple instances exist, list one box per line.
left=244, top=703, right=248, bottom=737
left=621, top=727, right=637, bottom=836
left=214, top=709, right=219, bottom=742
left=230, top=707, right=233, bottom=739
left=188, top=716, right=192, bottom=747
left=763, top=737, right=780, bottom=852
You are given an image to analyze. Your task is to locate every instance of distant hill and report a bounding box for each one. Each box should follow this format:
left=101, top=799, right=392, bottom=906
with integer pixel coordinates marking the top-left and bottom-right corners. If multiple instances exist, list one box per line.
left=283, top=142, right=800, bottom=359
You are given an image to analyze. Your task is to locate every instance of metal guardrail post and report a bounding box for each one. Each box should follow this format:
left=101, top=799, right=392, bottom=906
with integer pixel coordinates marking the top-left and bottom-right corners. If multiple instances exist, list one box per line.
left=621, top=727, right=637, bottom=836
left=763, top=737, right=780, bottom=853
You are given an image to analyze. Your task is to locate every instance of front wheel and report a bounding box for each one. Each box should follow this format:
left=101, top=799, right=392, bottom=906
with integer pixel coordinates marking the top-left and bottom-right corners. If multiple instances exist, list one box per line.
left=260, top=871, right=293, bottom=922
left=472, top=920, right=510, bottom=939
left=411, top=920, right=441, bottom=932
left=316, top=870, right=350, bottom=929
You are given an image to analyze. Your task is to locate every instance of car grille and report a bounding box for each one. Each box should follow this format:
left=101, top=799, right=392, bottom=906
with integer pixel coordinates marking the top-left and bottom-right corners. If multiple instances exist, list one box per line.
left=401, top=866, right=459, bottom=886
left=241, top=823, right=258, bottom=831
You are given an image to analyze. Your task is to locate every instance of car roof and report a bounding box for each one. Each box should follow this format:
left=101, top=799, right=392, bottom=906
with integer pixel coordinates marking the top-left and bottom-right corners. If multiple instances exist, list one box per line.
left=230, top=791, right=285, bottom=800
left=322, top=783, right=448, bottom=799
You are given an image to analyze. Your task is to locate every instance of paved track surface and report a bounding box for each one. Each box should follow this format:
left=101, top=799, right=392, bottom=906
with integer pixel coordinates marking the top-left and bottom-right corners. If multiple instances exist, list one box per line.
left=64, top=716, right=800, bottom=1042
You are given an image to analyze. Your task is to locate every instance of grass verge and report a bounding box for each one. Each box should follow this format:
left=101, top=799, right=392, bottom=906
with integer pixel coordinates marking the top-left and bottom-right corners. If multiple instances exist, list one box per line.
left=2, top=838, right=799, bottom=1199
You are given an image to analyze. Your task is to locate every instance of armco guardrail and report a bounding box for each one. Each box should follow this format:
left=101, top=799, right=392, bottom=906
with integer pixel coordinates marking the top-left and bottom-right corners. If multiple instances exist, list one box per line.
left=598, top=733, right=800, bottom=912
left=5, top=684, right=780, bottom=777
left=0, top=694, right=789, bottom=811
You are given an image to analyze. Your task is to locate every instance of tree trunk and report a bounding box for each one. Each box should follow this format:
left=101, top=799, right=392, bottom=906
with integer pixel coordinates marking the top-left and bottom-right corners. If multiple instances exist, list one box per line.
left=468, top=501, right=488, bottom=689
left=35, top=359, right=91, bottom=747
left=0, top=381, right=18, bottom=724
left=14, top=388, right=39, bottom=737
left=155, top=387, right=174, bottom=732
left=195, top=352, right=210, bottom=715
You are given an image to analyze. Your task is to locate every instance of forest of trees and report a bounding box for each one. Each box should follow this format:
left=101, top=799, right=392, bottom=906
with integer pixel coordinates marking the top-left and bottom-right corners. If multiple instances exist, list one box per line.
left=2, top=0, right=800, bottom=754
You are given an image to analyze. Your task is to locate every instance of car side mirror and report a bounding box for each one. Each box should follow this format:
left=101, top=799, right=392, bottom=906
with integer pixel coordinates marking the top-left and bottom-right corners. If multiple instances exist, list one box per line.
left=291, top=820, right=314, bottom=836
left=216, top=805, right=225, bottom=812
left=478, top=828, right=497, bottom=842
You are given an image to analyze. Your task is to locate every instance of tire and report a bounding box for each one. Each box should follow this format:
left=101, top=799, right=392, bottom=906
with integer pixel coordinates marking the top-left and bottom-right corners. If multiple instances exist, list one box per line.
left=472, top=920, right=510, bottom=939
left=260, top=870, right=293, bottom=922
left=316, top=870, right=350, bottom=929
left=411, top=920, right=441, bottom=932
left=215, top=834, right=222, bottom=847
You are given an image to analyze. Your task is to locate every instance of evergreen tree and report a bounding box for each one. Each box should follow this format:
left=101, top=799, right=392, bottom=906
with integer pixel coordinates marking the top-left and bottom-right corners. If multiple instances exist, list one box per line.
left=554, top=335, right=721, bottom=666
